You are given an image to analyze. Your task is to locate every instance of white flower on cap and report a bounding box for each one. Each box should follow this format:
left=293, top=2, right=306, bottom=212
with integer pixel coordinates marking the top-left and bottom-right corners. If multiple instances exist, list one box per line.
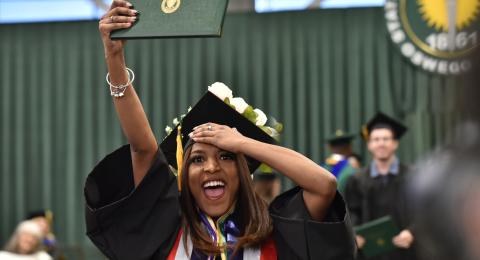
left=264, top=126, right=279, bottom=137
left=173, top=117, right=179, bottom=126
left=254, top=108, right=267, bottom=126
left=165, top=125, right=173, bottom=135
left=230, top=97, right=249, bottom=114
left=208, top=82, right=233, bottom=101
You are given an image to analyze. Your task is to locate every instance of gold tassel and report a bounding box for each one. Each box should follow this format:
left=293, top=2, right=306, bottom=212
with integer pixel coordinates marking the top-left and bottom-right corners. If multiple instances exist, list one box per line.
left=176, top=126, right=184, bottom=191
left=45, top=210, right=53, bottom=225
left=361, top=125, right=369, bottom=141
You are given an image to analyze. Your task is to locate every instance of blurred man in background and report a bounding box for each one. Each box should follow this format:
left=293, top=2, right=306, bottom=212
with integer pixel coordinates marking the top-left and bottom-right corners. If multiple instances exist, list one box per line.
left=345, top=112, right=417, bottom=260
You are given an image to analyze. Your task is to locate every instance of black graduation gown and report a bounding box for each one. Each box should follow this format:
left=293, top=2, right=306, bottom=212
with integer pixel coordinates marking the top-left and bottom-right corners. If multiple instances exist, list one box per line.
left=344, top=164, right=417, bottom=260
left=85, top=145, right=356, bottom=260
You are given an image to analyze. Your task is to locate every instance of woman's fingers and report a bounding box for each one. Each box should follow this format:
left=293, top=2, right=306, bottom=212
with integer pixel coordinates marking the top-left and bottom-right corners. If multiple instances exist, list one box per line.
left=111, top=6, right=138, bottom=17
left=100, top=23, right=133, bottom=32
left=98, top=0, right=135, bottom=57
left=110, top=0, right=133, bottom=9
left=189, top=122, right=245, bottom=153
left=99, top=6, right=137, bottom=35
left=101, top=15, right=136, bottom=25
left=190, top=129, right=216, bottom=138
left=101, top=7, right=137, bottom=23
left=189, top=136, right=215, bottom=144
left=190, top=124, right=214, bottom=138
left=191, top=123, right=224, bottom=136
left=193, top=123, right=225, bottom=132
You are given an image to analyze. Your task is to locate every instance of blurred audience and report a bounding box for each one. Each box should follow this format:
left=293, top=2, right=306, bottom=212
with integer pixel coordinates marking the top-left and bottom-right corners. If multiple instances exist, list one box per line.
left=253, top=166, right=282, bottom=205
left=323, top=129, right=360, bottom=194
left=0, top=220, right=52, bottom=260
left=25, top=210, right=58, bottom=257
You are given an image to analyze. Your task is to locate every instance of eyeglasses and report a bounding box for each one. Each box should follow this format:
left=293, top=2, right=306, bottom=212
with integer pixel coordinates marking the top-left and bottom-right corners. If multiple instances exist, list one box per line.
left=369, top=137, right=394, bottom=143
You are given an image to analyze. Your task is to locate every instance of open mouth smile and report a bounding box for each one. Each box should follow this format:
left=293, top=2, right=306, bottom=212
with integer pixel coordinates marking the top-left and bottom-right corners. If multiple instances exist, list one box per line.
left=203, top=180, right=226, bottom=200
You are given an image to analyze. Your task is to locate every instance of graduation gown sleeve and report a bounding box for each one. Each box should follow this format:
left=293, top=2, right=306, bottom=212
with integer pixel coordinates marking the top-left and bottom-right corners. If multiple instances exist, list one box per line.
left=84, top=145, right=181, bottom=260
left=344, top=169, right=366, bottom=226
left=269, top=186, right=357, bottom=260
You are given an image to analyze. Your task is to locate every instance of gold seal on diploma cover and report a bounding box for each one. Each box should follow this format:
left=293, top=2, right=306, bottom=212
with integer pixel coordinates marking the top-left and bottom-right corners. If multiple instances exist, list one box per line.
left=161, top=0, right=181, bottom=14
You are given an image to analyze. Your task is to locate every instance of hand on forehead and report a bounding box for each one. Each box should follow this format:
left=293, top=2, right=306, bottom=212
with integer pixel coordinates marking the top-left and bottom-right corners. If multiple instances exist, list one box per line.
left=189, top=123, right=243, bottom=154
left=190, top=123, right=236, bottom=135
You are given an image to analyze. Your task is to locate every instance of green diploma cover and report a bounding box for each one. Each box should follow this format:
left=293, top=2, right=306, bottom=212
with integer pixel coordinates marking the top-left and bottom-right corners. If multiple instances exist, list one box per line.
left=111, top=0, right=229, bottom=39
left=354, top=216, right=400, bottom=258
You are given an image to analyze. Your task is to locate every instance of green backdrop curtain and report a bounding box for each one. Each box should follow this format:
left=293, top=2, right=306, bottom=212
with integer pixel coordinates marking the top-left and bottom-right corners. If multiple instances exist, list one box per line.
left=0, top=8, right=463, bottom=258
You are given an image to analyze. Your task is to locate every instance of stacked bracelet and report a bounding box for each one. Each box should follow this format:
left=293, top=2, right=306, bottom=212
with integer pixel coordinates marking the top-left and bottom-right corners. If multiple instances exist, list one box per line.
left=106, top=67, right=135, bottom=98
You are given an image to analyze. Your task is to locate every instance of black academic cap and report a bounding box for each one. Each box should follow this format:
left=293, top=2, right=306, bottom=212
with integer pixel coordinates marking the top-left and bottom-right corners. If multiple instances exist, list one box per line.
left=26, top=210, right=47, bottom=219
left=160, top=91, right=276, bottom=174
left=26, top=210, right=53, bottom=223
left=362, top=112, right=408, bottom=140
left=327, top=129, right=355, bottom=146
left=253, top=163, right=278, bottom=181
left=253, top=171, right=278, bottom=181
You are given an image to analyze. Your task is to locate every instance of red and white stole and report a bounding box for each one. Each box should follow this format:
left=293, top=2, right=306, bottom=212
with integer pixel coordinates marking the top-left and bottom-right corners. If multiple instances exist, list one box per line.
left=167, top=229, right=277, bottom=260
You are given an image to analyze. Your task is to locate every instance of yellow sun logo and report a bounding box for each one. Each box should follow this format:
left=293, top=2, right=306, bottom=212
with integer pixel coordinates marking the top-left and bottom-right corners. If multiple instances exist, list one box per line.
left=418, top=0, right=480, bottom=31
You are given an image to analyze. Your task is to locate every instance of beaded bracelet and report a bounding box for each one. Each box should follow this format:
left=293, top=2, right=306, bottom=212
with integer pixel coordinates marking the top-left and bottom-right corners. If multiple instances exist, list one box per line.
left=106, top=67, right=135, bottom=98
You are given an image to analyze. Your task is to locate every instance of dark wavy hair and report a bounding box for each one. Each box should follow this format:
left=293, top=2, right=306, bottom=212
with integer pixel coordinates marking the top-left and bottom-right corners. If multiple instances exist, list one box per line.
left=179, top=144, right=273, bottom=257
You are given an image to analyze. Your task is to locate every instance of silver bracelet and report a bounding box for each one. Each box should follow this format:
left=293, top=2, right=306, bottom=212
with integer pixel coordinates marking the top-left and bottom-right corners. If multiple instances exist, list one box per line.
left=106, top=67, right=135, bottom=98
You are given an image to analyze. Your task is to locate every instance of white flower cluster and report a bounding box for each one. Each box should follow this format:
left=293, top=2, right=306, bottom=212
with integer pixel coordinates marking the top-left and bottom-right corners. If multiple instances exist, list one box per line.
left=207, top=82, right=233, bottom=101
left=208, top=82, right=281, bottom=138
left=164, top=82, right=283, bottom=139
left=164, top=106, right=191, bottom=136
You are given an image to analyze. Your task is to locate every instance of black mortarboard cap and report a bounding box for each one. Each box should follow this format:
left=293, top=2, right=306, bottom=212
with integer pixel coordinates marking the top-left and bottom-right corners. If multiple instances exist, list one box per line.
left=327, top=129, right=355, bottom=146
left=362, top=112, right=408, bottom=140
left=26, top=210, right=47, bottom=220
left=253, top=171, right=278, bottom=181
left=26, top=209, right=53, bottom=224
left=253, top=163, right=278, bottom=181
left=160, top=91, right=276, bottom=174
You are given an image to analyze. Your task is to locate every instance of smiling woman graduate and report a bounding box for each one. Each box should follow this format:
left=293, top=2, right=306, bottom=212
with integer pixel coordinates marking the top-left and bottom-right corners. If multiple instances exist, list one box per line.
left=84, top=1, right=356, bottom=259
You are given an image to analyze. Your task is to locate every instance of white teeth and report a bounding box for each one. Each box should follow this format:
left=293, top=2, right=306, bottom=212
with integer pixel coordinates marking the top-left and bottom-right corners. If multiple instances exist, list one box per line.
left=203, top=180, right=225, bottom=188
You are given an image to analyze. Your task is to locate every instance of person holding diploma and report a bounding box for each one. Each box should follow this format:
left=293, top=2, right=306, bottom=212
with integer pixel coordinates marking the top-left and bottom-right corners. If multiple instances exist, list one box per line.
left=84, top=1, right=356, bottom=259
left=345, top=112, right=417, bottom=260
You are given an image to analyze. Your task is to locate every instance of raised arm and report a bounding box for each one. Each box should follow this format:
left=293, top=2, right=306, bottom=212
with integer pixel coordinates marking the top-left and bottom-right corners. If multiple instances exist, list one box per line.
left=99, top=0, right=157, bottom=186
left=190, top=123, right=337, bottom=221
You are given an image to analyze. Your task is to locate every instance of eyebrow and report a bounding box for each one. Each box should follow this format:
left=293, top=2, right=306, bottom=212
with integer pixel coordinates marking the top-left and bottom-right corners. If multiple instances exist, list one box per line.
left=190, top=150, right=206, bottom=155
